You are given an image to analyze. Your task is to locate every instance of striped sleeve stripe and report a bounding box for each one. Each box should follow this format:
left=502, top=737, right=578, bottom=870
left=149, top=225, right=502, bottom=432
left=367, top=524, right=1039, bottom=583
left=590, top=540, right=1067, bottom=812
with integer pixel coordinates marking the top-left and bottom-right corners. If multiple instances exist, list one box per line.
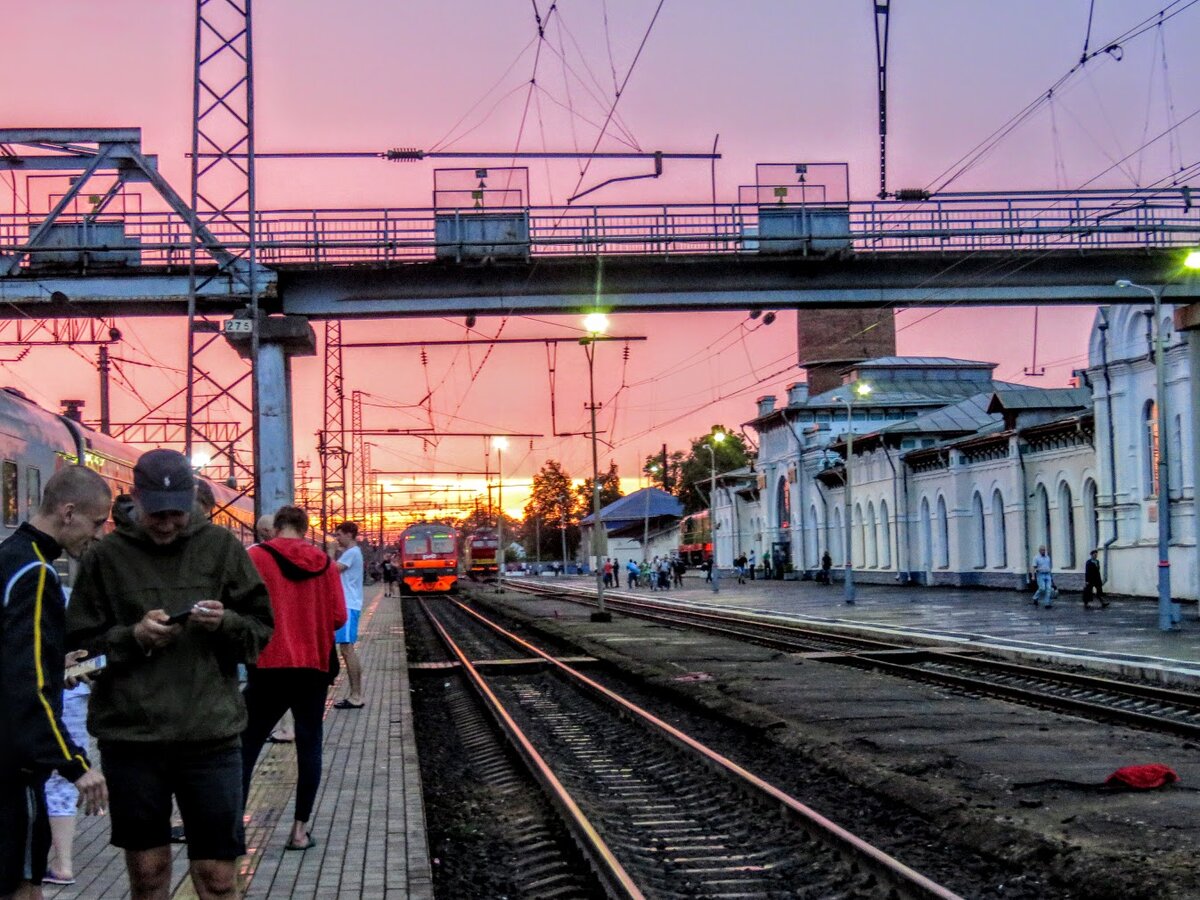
left=26, top=545, right=88, bottom=773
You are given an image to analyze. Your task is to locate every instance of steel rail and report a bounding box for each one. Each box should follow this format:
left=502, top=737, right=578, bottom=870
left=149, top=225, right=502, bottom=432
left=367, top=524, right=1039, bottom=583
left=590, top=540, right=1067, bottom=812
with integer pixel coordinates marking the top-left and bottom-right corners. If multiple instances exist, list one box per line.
left=509, top=581, right=1200, bottom=740
left=449, top=597, right=964, bottom=900
left=419, top=600, right=644, bottom=900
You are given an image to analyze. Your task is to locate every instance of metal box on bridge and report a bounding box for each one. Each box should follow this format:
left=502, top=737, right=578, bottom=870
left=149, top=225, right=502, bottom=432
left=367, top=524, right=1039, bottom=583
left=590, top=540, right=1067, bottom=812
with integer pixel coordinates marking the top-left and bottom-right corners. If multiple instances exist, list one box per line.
left=755, top=206, right=851, bottom=255
left=29, top=221, right=141, bottom=271
left=433, top=211, right=530, bottom=262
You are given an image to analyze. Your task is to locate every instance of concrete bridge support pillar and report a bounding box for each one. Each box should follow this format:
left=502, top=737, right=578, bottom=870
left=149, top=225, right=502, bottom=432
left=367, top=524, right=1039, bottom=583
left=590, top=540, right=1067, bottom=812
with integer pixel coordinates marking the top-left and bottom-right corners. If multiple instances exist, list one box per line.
left=227, top=315, right=317, bottom=516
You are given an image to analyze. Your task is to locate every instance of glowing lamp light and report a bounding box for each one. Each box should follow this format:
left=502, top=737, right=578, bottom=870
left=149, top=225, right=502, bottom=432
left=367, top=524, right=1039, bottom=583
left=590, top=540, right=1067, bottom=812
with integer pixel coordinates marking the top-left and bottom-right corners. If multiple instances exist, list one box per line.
left=191, top=452, right=211, bottom=469
left=582, top=312, right=608, bottom=335
left=711, top=430, right=726, bottom=444
left=1185, top=250, right=1200, bottom=270
left=492, top=436, right=509, bottom=451
left=855, top=381, right=873, bottom=397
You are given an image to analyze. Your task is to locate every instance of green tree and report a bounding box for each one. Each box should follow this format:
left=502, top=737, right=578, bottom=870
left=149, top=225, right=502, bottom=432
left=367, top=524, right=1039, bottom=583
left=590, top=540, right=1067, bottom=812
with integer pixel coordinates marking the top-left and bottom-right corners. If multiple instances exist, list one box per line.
left=574, top=460, right=623, bottom=519
left=524, top=459, right=578, bottom=561
left=642, top=449, right=685, bottom=494
left=678, top=426, right=750, bottom=514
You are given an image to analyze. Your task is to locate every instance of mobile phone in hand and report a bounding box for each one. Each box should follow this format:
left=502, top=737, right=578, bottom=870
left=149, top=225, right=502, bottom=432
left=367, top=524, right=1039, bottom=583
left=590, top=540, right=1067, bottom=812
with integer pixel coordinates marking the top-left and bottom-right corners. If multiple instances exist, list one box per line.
left=65, top=654, right=107, bottom=679
left=164, top=609, right=192, bottom=626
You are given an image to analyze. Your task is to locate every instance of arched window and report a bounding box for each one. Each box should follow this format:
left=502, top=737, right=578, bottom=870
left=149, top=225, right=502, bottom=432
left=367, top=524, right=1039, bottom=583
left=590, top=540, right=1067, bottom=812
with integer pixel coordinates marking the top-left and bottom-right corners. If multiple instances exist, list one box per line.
left=1083, top=479, right=1099, bottom=554
left=1058, top=482, right=1076, bottom=568
left=972, top=492, right=986, bottom=568
left=1034, top=483, right=1051, bottom=555
left=854, top=502, right=866, bottom=568
left=919, top=497, right=933, bottom=573
left=807, top=504, right=820, bottom=567
left=879, top=499, right=892, bottom=568
left=991, top=489, right=1007, bottom=567
left=776, top=478, right=791, bottom=531
left=1170, top=414, right=1183, bottom=499
left=1144, top=400, right=1159, bottom=498
left=936, top=496, right=950, bottom=568
left=866, top=501, right=878, bottom=567
left=832, top=507, right=844, bottom=565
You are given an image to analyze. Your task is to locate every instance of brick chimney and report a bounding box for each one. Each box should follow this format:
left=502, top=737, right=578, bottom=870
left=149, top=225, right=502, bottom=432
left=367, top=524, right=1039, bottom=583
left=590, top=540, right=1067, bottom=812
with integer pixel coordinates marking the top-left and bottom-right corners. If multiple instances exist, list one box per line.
left=756, top=395, right=777, bottom=417
left=61, top=399, right=85, bottom=422
left=786, top=382, right=809, bottom=406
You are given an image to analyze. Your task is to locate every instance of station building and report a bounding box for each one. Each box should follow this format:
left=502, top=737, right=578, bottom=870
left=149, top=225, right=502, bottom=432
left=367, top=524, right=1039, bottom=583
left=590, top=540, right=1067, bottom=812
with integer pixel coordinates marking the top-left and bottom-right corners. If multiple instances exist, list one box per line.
left=735, top=303, right=1199, bottom=601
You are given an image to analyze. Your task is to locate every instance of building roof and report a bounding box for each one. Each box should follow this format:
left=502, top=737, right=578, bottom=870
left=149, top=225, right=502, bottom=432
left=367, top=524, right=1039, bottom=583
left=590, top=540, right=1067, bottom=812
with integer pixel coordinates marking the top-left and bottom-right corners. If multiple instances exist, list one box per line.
left=580, top=487, right=683, bottom=527
left=803, top=377, right=1022, bottom=410
left=853, top=356, right=998, bottom=369
left=986, top=387, right=1092, bottom=414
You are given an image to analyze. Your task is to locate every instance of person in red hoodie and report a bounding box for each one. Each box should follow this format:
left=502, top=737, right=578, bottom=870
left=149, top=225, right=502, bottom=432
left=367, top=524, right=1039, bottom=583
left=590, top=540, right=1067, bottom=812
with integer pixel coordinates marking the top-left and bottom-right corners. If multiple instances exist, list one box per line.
left=241, top=506, right=346, bottom=851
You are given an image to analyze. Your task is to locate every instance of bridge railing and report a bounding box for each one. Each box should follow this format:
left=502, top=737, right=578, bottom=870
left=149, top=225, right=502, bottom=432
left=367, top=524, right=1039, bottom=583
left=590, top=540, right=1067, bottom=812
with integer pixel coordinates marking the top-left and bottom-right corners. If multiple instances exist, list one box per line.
left=1, top=190, right=1197, bottom=270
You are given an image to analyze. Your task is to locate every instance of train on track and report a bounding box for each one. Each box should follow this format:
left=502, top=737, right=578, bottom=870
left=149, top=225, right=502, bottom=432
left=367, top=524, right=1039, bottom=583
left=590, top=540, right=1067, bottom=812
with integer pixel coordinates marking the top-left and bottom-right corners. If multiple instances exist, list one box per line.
left=677, top=510, right=713, bottom=565
left=397, top=522, right=460, bottom=594
left=0, top=387, right=255, bottom=545
left=463, top=527, right=500, bottom=581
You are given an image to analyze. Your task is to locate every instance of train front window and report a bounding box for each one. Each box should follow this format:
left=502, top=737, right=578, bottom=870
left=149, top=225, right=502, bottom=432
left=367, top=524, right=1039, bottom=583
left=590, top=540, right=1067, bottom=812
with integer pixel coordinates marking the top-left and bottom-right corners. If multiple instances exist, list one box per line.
left=404, top=534, right=429, bottom=555
left=2, top=461, right=17, bottom=525
left=431, top=533, right=456, bottom=554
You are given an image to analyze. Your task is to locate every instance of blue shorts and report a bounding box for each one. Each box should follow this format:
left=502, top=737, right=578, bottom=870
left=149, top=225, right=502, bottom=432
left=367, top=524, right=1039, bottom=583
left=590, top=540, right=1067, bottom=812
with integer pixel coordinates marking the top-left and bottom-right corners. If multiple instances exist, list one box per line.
left=335, top=608, right=360, bottom=644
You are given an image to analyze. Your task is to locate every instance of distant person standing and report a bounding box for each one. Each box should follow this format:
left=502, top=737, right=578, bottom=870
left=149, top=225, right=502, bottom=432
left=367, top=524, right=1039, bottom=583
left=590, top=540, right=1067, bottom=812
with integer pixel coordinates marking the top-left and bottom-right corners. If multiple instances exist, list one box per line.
left=703, top=557, right=713, bottom=583
left=254, top=514, right=276, bottom=546
left=748, top=549, right=757, bottom=581
left=1, top=466, right=110, bottom=899
left=1083, top=549, right=1109, bottom=609
left=1030, top=545, right=1054, bottom=608
left=332, top=523, right=365, bottom=710
left=626, top=559, right=639, bottom=589
left=820, top=550, right=833, bottom=585
left=602, top=558, right=614, bottom=589
left=763, top=550, right=773, bottom=580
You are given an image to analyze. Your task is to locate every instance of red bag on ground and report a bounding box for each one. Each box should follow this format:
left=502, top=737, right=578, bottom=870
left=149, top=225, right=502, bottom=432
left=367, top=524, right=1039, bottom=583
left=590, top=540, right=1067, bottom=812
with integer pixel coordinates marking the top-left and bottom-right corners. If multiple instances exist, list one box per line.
left=1105, top=764, right=1179, bottom=790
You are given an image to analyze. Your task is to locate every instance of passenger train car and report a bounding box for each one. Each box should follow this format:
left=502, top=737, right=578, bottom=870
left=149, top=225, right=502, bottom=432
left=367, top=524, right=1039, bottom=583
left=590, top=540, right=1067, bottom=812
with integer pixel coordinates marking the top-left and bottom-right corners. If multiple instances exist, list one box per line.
left=0, top=387, right=255, bottom=545
left=463, top=527, right=500, bottom=581
left=678, top=510, right=713, bottom=565
left=397, top=523, right=459, bottom=594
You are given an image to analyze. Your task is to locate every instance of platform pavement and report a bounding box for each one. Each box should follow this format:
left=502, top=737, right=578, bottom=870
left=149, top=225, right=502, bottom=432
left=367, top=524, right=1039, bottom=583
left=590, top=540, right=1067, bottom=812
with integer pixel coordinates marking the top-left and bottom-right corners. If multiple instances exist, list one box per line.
left=46, top=585, right=432, bottom=900
left=522, top=570, right=1200, bottom=683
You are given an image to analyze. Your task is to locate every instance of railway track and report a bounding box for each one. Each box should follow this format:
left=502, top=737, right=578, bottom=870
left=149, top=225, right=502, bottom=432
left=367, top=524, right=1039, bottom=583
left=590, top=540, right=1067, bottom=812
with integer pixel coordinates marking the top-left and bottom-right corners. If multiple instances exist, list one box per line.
left=503, top=580, right=1200, bottom=741
left=418, top=596, right=964, bottom=900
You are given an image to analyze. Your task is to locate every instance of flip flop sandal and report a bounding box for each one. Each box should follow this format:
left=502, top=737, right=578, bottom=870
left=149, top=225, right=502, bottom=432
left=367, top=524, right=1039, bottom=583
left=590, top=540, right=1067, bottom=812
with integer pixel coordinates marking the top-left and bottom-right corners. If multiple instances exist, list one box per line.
left=285, top=834, right=317, bottom=851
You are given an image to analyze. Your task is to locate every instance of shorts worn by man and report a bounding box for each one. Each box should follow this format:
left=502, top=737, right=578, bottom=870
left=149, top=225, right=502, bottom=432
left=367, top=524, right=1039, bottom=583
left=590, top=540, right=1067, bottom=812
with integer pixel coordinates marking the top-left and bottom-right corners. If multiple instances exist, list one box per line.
left=332, top=522, right=364, bottom=709
left=66, top=450, right=273, bottom=900
left=1, top=467, right=110, bottom=900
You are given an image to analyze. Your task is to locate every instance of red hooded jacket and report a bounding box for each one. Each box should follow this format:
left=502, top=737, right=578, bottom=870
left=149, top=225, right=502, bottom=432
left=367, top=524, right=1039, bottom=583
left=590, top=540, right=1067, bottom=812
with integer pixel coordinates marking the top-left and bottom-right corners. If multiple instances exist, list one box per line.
left=249, top=538, right=348, bottom=671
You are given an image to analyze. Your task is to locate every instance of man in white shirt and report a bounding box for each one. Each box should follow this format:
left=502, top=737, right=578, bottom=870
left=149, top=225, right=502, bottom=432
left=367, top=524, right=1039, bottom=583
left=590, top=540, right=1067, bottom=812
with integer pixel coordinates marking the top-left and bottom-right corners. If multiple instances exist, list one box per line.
left=1030, top=545, right=1054, bottom=609
left=332, top=523, right=365, bottom=709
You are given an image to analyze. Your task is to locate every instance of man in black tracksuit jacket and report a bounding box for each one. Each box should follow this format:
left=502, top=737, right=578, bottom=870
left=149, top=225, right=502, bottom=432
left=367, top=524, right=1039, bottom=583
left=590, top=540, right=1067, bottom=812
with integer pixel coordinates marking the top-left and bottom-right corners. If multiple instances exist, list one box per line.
left=0, top=466, right=111, bottom=897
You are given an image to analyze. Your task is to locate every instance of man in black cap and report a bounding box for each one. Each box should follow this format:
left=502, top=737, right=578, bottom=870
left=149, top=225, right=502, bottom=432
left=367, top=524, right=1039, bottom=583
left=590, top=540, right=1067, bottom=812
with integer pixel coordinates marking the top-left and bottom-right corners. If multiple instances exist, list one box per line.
left=67, top=449, right=273, bottom=900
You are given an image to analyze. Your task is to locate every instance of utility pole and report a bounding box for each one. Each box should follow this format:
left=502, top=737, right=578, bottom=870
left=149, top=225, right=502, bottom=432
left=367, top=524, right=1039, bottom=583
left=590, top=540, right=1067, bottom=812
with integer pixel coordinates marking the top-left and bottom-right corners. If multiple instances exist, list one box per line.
left=97, top=345, right=111, bottom=435
left=874, top=0, right=892, bottom=199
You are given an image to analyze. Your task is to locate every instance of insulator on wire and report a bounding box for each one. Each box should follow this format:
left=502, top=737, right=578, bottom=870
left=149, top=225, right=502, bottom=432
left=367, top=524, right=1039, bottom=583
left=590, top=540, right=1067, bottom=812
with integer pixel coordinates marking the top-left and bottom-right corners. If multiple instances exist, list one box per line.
left=894, top=188, right=931, bottom=202
left=623, top=344, right=630, bottom=361
left=384, top=148, right=424, bottom=162
left=420, top=348, right=428, bottom=366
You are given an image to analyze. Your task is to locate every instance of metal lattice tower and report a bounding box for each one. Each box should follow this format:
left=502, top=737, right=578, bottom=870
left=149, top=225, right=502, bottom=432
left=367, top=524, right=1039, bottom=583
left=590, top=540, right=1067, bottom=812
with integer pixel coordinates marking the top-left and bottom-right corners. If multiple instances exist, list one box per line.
left=186, top=0, right=259, bottom=496
left=320, top=320, right=348, bottom=532
left=296, top=458, right=312, bottom=512
left=349, top=390, right=372, bottom=523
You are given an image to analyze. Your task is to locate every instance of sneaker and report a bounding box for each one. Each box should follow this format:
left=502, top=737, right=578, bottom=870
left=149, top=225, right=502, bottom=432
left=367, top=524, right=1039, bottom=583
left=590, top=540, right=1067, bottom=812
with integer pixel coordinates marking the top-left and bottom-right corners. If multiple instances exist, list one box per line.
left=44, top=872, right=75, bottom=886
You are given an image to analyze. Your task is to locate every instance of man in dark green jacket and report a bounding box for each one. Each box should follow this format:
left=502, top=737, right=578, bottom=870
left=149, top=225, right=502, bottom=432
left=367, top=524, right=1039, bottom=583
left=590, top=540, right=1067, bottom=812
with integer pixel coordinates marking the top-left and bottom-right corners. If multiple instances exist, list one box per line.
left=67, top=449, right=272, bottom=900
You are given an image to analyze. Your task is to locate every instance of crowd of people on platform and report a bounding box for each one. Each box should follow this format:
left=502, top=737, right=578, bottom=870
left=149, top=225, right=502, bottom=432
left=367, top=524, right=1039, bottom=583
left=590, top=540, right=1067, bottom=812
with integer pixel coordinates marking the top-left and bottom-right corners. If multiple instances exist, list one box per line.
left=0, top=448, right=367, bottom=900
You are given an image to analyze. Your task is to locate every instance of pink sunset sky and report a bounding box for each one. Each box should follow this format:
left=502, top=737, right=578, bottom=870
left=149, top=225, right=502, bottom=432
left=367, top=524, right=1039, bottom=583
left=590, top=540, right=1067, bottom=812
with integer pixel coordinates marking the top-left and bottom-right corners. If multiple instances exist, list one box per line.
left=3, top=1, right=1200, bottom=520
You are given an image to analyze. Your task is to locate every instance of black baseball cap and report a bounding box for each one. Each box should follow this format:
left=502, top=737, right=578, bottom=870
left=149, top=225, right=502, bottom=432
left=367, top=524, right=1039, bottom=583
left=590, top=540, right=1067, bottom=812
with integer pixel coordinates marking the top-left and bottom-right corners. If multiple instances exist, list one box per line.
left=133, top=449, right=196, bottom=514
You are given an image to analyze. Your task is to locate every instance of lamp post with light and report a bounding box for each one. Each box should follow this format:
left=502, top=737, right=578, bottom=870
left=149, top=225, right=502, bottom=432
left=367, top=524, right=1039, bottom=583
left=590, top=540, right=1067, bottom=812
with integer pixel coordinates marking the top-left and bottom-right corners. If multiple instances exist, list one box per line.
left=581, top=313, right=612, bottom=622
left=832, top=382, right=872, bottom=604
left=643, top=463, right=660, bottom=563
left=705, top=430, right=726, bottom=594
left=493, top=436, right=508, bottom=591
left=1116, top=276, right=1184, bottom=631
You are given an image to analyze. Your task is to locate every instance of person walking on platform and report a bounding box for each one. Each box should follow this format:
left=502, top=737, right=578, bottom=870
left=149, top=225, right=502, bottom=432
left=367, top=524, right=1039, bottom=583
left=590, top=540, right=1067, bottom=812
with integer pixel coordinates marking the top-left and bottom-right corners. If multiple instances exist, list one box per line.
left=332, top=522, right=365, bottom=710
left=763, top=550, right=773, bottom=580
left=242, top=506, right=347, bottom=852
left=1083, top=549, right=1109, bottom=609
left=703, top=556, right=713, bottom=583
left=626, top=559, right=639, bottom=589
left=820, top=550, right=833, bottom=585
left=748, top=549, right=756, bottom=581
left=1, top=466, right=111, bottom=900
left=67, top=449, right=273, bottom=900
left=1030, top=545, right=1054, bottom=608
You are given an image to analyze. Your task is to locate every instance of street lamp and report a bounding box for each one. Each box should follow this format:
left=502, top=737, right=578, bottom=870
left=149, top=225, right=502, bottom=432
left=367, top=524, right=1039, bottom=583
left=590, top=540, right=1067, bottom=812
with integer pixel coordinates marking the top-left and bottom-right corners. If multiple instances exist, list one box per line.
left=581, top=313, right=612, bottom=622
left=831, top=381, right=872, bottom=604
left=1116, top=278, right=1179, bottom=631
left=643, top=463, right=660, bottom=563
left=559, top=493, right=569, bottom=574
left=705, top=430, right=726, bottom=593
left=493, top=436, right=508, bottom=591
